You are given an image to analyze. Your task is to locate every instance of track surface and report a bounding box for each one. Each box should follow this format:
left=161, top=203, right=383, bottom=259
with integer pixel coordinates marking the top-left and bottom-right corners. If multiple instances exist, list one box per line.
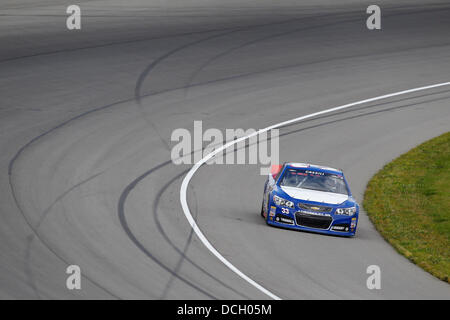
left=1, top=0, right=449, bottom=299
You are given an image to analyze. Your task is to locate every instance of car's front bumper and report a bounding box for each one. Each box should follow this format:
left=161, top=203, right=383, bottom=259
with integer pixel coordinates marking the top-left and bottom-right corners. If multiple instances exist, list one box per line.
left=266, top=205, right=358, bottom=237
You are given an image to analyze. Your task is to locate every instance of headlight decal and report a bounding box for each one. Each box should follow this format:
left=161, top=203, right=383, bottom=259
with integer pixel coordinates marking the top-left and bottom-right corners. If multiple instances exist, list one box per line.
left=335, top=207, right=356, bottom=216
left=273, top=195, right=294, bottom=208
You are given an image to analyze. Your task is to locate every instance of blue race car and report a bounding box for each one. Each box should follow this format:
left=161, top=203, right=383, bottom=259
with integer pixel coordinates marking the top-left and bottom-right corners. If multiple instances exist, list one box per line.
left=261, top=163, right=359, bottom=236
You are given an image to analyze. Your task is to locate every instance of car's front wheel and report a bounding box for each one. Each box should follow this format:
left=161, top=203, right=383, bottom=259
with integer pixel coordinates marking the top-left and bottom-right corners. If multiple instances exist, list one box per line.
left=260, top=200, right=265, bottom=218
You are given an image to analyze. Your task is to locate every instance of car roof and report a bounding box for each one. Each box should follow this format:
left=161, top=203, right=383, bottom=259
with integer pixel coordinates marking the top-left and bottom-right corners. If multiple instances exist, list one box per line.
left=284, top=162, right=343, bottom=175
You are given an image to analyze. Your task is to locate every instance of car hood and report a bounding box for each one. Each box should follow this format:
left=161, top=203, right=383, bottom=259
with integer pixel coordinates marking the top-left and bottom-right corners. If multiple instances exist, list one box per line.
left=280, top=186, right=348, bottom=205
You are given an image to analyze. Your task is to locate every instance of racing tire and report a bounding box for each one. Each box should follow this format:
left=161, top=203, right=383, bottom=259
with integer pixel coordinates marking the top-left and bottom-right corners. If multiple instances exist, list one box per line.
left=260, top=199, right=266, bottom=218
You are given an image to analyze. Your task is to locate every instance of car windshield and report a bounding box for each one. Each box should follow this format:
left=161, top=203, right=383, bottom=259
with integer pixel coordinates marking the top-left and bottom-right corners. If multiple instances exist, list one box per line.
left=279, top=168, right=349, bottom=195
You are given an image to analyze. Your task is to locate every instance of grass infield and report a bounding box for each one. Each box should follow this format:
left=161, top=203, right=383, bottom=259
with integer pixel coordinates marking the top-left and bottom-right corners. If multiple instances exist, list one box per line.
left=364, top=132, right=449, bottom=283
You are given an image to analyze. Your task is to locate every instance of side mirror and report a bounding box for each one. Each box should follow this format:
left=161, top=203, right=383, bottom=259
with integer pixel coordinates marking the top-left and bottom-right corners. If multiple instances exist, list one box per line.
left=270, top=164, right=283, bottom=180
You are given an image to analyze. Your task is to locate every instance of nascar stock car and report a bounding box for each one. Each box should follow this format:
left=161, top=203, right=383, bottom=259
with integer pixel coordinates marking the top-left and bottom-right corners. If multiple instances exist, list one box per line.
left=261, top=163, right=359, bottom=236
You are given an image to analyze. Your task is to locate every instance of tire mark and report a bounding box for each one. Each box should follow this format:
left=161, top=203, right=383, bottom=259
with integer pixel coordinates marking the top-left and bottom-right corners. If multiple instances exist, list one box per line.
left=183, top=14, right=361, bottom=95
left=0, top=27, right=237, bottom=65
left=24, top=171, right=104, bottom=299
left=8, top=164, right=118, bottom=298
left=2, top=2, right=449, bottom=64
left=117, top=160, right=217, bottom=299
left=184, top=5, right=450, bottom=96
left=0, top=13, right=308, bottom=65
left=227, top=91, right=450, bottom=158
left=132, top=11, right=357, bottom=149
left=277, top=95, right=450, bottom=140
left=153, top=169, right=251, bottom=299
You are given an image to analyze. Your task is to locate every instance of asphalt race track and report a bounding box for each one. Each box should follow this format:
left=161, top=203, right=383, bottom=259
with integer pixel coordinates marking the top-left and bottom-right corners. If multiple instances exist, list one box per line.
left=1, top=0, right=450, bottom=299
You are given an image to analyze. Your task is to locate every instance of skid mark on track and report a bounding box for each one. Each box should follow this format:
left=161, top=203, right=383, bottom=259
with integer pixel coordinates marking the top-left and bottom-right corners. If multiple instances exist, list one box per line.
left=117, top=160, right=217, bottom=299
left=24, top=171, right=104, bottom=299
left=153, top=169, right=251, bottom=299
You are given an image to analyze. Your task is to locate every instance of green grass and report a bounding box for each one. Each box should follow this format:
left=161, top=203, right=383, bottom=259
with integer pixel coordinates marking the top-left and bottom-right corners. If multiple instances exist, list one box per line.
left=363, top=132, right=450, bottom=283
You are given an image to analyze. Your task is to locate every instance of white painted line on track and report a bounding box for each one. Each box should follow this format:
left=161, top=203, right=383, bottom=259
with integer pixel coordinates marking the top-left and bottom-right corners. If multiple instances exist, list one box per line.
left=180, top=81, right=450, bottom=300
